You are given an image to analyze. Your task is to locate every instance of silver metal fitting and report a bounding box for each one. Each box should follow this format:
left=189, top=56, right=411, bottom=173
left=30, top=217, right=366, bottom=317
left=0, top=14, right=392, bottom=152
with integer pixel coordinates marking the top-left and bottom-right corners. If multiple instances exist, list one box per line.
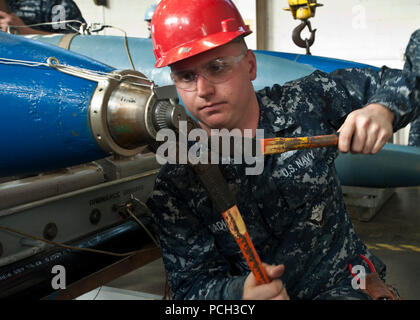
left=89, top=70, right=186, bottom=157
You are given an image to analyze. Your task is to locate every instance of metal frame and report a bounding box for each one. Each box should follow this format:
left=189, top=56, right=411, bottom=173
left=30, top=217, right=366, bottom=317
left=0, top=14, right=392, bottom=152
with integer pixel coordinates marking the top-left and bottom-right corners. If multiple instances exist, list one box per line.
left=42, top=244, right=162, bottom=300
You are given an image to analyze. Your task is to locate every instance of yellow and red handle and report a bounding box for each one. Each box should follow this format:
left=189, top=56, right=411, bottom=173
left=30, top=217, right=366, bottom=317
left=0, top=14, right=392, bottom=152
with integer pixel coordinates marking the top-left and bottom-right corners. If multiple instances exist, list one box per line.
left=262, top=133, right=339, bottom=155
left=221, top=205, right=270, bottom=285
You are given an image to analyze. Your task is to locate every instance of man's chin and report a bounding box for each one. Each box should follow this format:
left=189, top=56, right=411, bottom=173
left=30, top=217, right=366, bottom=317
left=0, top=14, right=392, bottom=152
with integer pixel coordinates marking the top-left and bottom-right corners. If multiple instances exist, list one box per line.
left=204, top=119, right=230, bottom=131
left=200, top=114, right=229, bottom=130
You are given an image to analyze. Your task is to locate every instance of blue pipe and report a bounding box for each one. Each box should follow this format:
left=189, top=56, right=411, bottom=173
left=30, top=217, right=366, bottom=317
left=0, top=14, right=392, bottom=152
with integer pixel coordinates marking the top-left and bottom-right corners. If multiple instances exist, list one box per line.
left=254, top=51, right=380, bottom=73
left=27, top=34, right=318, bottom=127
left=0, top=32, right=113, bottom=177
left=27, top=34, right=318, bottom=90
left=335, top=144, right=420, bottom=188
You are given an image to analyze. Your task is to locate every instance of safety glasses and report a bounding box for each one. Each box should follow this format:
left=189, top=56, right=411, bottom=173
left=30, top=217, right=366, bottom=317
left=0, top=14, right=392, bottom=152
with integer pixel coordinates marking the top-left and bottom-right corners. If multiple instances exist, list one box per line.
left=170, top=51, right=248, bottom=92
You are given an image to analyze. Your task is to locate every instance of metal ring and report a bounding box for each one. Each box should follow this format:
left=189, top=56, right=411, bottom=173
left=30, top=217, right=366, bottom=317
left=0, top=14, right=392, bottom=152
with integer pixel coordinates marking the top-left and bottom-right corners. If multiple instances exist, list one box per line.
left=46, top=56, right=60, bottom=67
left=88, top=69, right=155, bottom=157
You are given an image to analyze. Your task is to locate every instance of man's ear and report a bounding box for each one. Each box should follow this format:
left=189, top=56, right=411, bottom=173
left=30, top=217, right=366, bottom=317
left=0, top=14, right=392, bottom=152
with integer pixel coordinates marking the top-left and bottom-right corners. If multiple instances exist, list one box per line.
left=246, top=50, right=257, bottom=81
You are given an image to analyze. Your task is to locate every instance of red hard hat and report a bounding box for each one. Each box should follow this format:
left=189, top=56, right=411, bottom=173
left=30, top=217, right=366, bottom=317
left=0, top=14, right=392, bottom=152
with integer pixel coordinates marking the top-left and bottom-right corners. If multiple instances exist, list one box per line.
left=151, top=0, right=252, bottom=68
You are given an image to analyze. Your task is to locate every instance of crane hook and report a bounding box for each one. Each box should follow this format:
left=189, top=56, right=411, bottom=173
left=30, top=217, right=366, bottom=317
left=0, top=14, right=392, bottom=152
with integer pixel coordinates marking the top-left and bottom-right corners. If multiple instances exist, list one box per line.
left=292, top=20, right=316, bottom=55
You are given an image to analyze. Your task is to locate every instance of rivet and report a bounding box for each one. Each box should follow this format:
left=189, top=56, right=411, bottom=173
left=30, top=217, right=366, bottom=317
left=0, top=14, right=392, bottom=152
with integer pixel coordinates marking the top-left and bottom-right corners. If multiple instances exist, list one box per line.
left=90, top=209, right=101, bottom=225
left=43, top=223, right=58, bottom=240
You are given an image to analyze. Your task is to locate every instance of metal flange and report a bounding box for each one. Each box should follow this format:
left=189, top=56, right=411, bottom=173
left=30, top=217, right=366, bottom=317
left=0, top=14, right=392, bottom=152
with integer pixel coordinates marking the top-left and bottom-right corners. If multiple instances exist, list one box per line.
left=88, top=69, right=155, bottom=157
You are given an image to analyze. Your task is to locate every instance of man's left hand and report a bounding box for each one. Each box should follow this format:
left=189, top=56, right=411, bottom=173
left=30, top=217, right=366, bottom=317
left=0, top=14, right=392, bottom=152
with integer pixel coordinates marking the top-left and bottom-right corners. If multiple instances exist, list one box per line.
left=337, top=103, right=394, bottom=154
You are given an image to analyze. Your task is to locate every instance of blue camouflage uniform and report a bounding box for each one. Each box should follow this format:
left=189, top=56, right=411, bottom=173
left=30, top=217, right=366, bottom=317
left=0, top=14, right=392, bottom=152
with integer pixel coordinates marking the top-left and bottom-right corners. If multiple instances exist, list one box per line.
left=406, top=30, right=420, bottom=147
left=147, top=31, right=420, bottom=300
left=409, top=118, right=420, bottom=147
left=5, top=0, right=85, bottom=33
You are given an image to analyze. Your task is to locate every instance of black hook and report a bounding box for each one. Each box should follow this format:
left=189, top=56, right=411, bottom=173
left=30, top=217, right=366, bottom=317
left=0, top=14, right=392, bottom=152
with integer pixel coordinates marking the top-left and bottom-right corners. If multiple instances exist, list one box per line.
left=292, top=20, right=317, bottom=55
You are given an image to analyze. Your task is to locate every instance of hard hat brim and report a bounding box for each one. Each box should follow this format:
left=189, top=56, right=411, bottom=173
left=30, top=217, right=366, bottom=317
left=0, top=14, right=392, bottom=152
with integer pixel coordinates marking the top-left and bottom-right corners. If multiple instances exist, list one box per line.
left=154, top=28, right=252, bottom=68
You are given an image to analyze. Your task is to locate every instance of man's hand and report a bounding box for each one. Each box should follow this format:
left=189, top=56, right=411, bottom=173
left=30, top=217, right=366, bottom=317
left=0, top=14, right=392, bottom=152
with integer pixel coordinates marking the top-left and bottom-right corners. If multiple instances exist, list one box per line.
left=0, top=10, right=50, bottom=34
left=338, top=103, right=394, bottom=154
left=0, top=10, right=26, bottom=32
left=243, top=263, right=289, bottom=300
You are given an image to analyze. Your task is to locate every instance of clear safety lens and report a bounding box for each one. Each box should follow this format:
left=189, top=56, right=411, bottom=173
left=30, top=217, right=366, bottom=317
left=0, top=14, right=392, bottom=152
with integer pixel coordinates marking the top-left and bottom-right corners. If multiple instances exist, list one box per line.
left=170, top=52, right=247, bottom=91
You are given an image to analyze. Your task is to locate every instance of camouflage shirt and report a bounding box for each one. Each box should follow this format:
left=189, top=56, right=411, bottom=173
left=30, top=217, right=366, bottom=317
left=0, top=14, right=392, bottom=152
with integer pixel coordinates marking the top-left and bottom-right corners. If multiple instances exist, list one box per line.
left=409, top=118, right=420, bottom=147
left=147, top=32, right=420, bottom=300
left=6, top=0, right=85, bottom=33
left=405, top=30, right=420, bottom=147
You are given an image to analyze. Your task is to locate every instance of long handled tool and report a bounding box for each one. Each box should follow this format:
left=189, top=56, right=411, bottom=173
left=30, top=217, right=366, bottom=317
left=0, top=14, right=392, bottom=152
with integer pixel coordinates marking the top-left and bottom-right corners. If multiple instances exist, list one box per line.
left=192, top=163, right=271, bottom=284
left=262, top=133, right=339, bottom=155
left=175, top=117, right=270, bottom=284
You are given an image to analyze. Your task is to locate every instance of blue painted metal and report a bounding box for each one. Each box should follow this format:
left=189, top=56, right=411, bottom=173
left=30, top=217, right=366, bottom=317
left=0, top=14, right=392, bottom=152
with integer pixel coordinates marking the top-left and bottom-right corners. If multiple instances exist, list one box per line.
left=31, top=35, right=378, bottom=85
left=28, top=35, right=174, bottom=86
left=255, top=50, right=380, bottom=73
left=0, top=32, right=114, bottom=177
left=29, top=35, right=318, bottom=124
left=28, top=34, right=317, bottom=122
left=28, top=34, right=317, bottom=90
left=335, top=144, right=420, bottom=188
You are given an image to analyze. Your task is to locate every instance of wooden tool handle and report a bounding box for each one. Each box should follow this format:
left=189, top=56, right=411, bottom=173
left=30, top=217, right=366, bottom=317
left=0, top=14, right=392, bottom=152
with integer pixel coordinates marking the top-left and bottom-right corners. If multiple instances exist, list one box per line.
left=305, top=133, right=339, bottom=148
left=222, top=206, right=270, bottom=285
left=262, top=133, right=339, bottom=155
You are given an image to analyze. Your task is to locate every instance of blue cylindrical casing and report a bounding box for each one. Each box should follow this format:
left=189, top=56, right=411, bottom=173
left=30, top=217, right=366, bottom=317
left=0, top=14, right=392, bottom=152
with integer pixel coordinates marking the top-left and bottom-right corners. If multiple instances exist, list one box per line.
left=0, top=33, right=115, bottom=177
left=28, top=34, right=317, bottom=90
left=335, top=144, right=420, bottom=188
left=255, top=51, right=380, bottom=73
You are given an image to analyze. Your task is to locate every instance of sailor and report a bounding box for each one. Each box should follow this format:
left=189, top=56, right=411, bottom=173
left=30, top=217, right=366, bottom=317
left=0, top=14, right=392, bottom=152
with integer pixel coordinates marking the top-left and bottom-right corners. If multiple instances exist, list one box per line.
left=146, top=0, right=420, bottom=300
left=406, top=29, right=420, bottom=147
left=144, top=3, right=157, bottom=38
left=0, top=0, right=85, bottom=34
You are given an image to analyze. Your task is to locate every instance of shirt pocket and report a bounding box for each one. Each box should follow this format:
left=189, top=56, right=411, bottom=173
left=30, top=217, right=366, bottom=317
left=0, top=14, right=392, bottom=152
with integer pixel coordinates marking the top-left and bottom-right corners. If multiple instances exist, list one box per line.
left=270, top=148, right=336, bottom=226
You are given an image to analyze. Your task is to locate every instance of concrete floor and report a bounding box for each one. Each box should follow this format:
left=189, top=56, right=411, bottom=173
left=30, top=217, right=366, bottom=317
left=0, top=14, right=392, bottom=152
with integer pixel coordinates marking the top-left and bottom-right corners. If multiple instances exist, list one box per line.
left=349, top=186, right=420, bottom=300
left=107, top=257, right=167, bottom=298
left=106, top=186, right=420, bottom=300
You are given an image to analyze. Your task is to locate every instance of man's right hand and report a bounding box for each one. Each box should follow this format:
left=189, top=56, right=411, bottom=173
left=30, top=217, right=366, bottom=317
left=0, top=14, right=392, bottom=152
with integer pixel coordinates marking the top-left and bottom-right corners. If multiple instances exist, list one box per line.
left=242, top=263, right=289, bottom=300
left=0, top=10, right=25, bottom=32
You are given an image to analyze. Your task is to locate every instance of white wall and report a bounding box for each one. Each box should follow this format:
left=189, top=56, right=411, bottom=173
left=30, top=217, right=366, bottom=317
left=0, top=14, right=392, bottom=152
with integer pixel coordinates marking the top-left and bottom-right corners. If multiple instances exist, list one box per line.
left=267, top=0, right=419, bottom=69
left=73, top=0, right=258, bottom=45
left=73, top=0, right=157, bottom=38
left=73, top=0, right=419, bottom=67
left=233, top=0, right=257, bottom=49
